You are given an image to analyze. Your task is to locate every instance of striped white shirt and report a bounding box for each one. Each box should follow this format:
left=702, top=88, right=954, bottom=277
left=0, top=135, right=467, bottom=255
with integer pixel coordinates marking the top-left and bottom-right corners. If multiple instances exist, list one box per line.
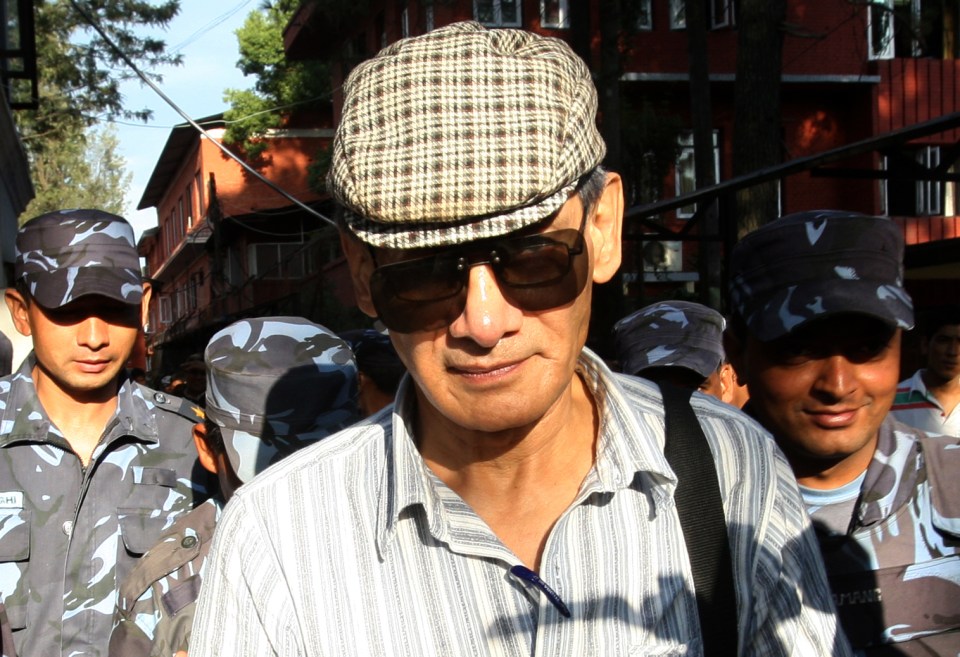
left=190, top=349, right=849, bottom=656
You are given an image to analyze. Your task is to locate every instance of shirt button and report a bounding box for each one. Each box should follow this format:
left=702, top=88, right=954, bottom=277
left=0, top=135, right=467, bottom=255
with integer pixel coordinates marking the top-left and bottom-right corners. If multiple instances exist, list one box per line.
left=154, top=392, right=167, bottom=404
left=62, top=521, right=73, bottom=537
left=181, top=535, right=198, bottom=549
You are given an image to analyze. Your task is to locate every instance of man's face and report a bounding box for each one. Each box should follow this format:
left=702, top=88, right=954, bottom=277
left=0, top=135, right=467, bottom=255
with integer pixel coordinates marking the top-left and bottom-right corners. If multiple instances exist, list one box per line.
left=728, top=315, right=901, bottom=482
left=344, top=174, right=623, bottom=435
left=5, top=291, right=144, bottom=398
left=924, top=324, right=960, bottom=382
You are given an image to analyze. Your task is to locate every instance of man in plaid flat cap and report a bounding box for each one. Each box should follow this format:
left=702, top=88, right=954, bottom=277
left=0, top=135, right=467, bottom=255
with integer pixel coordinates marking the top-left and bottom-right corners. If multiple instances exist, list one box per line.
left=192, top=22, right=847, bottom=656
left=725, top=210, right=960, bottom=654
left=0, top=209, right=210, bottom=657
left=110, top=317, right=358, bottom=657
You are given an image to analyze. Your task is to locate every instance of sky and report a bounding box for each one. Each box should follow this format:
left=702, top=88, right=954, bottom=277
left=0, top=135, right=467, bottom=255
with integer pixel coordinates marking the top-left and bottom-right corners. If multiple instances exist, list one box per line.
left=111, top=1, right=258, bottom=241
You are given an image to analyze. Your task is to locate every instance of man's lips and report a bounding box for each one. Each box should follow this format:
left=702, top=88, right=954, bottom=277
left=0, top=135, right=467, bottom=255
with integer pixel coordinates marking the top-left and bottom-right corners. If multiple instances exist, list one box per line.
left=805, top=407, right=859, bottom=428
left=449, top=360, right=523, bottom=379
left=76, top=359, right=110, bottom=373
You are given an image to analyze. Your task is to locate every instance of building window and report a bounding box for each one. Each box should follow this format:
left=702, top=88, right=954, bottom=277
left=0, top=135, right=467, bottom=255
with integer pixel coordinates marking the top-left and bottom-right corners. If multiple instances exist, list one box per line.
left=670, top=0, right=686, bottom=29
left=635, top=0, right=652, bottom=30
left=711, top=0, right=735, bottom=28
left=675, top=130, right=720, bottom=219
left=186, top=182, right=195, bottom=228
left=884, top=146, right=942, bottom=216
left=159, top=296, right=172, bottom=324
left=475, top=0, right=521, bottom=27
left=425, top=3, right=435, bottom=31
left=195, top=172, right=205, bottom=217
left=187, top=271, right=203, bottom=311
left=249, top=242, right=315, bottom=280
left=540, top=0, right=569, bottom=28
left=869, top=0, right=895, bottom=60
left=178, top=196, right=185, bottom=237
left=891, top=0, right=944, bottom=57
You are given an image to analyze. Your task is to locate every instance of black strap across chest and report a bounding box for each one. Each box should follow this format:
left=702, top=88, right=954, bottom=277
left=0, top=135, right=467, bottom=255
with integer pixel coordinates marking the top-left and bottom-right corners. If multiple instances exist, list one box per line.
left=659, top=382, right=739, bottom=656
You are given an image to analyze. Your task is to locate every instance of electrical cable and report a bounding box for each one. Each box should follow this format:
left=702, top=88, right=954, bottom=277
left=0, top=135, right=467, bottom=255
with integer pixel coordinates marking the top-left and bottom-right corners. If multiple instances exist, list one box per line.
left=66, top=0, right=337, bottom=228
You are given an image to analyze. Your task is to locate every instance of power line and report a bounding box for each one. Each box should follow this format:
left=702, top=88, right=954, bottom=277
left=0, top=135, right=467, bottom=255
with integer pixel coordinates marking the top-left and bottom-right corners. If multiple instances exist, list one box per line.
left=168, top=0, right=259, bottom=54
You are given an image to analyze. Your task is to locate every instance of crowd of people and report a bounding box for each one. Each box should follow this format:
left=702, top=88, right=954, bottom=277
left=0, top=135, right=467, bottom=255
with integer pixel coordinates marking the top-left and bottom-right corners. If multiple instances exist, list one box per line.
left=0, top=20, right=957, bottom=657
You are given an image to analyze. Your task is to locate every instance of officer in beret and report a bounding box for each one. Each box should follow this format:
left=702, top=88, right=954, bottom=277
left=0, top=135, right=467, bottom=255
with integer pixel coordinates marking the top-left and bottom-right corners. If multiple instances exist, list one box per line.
left=192, top=23, right=846, bottom=656
left=613, top=300, right=728, bottom=398
left=725, top=210, right=960, bottom=654
left=110, top=317, right=359, bottom=656
left=0, top=209, right=210, bottom=657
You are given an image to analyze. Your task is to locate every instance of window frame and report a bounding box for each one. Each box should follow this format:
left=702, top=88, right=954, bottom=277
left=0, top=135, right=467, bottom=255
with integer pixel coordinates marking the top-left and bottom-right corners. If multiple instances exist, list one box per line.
left=868, top=0, right=895, bottom=60
left=635, top=0, right=653, bottom=30
left=248, top=242, right=314, bottom=280
left=540, top=0, right=570, bottom=29
left=675, top=130, right=720, bottom=219
left=670, top=0, right=686, bottom=29
left=474, top=0, right=522, bottom=28
left=710, top=0, right=735, bottom=29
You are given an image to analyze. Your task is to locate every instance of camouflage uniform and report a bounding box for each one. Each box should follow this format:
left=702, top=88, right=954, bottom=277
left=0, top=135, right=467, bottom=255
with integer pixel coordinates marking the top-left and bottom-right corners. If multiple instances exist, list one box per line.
left=0, top=209, right=210, bottom=657
left=110, top=317, right=358, bottom=657
left=0, top=356, right=208, bottom=657
left=729, top=211, right=960, bottom=654
left=109, top=499, right=221, bottom=657
left=808, top=418, right=960, bottom=655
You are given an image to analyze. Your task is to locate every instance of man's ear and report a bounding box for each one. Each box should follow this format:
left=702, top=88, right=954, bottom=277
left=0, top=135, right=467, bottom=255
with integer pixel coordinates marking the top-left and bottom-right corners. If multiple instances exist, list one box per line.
left=589, top=172, right=624, bottom=285
left=140, top=282, right=153, bottom=329
left=192, top=423, right=218, bottom=475
left=4, top=289, right=31, bottom=337
left=339, top=230, right=378, bottom=318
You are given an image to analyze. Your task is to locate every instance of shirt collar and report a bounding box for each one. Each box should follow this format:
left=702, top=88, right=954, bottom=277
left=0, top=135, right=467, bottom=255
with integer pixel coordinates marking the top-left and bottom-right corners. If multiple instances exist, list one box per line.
left=0, top=352, right=158, bottom=451
left=375, top=348, right=677, bottom=555
left=902, top=369, right=929, bottom=399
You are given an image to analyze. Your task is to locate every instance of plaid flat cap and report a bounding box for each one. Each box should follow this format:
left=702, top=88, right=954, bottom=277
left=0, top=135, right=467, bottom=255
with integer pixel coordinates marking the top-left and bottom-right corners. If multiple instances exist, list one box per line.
left=15, top=209, right=143, bottom=309
left=205, top=317, right=359, bottom=483
left=613, top=301, right=726, bottom=379
left=729, top=210, right=914, bottom=341
left=329, top=21, right=606, bottom=249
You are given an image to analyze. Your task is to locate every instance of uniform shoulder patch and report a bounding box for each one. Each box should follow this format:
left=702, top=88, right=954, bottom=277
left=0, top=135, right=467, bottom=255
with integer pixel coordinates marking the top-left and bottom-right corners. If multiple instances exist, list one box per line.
left=152, top=392, right=205, bottom=423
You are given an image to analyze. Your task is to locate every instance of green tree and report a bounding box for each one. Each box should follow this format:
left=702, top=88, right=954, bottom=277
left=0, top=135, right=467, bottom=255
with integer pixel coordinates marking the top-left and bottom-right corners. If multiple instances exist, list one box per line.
left=223, top=0, right=329, bottom=161
left=21, top=124, right=132, bottom=220
left=15, top=0, right=182, bottom=222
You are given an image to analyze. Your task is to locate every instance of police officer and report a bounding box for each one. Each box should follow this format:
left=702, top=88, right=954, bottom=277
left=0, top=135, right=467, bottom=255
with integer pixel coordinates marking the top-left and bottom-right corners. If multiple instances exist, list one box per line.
left=0, top=209, right=210, bottom=657
left=110, top=317, right=359, bottom=656
left=612, top=300, right=728, bottom=398
left=725, top=210, right=960, bottom=655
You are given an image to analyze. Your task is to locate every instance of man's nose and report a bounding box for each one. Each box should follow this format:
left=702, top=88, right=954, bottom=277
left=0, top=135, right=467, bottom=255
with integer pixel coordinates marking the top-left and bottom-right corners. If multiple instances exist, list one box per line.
left=447, top=264, right=522, bottom=347
left=77, top=316, right=110, bottom=349
left=812, top=354, right=857, bottom=401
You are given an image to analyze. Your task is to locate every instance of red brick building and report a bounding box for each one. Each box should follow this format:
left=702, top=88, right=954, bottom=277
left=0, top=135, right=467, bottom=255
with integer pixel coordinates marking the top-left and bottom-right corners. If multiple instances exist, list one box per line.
left=137, top=113, right=361, bottom=376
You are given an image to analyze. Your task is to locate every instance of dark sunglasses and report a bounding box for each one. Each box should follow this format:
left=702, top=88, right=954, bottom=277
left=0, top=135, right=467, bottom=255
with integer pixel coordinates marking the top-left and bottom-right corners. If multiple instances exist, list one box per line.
left=368, top=211, right=590, bottom=333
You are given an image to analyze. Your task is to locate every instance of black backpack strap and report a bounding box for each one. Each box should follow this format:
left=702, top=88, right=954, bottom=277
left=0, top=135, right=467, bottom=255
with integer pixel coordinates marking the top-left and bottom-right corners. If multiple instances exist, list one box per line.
left=659, top=382, right=739, bottom=655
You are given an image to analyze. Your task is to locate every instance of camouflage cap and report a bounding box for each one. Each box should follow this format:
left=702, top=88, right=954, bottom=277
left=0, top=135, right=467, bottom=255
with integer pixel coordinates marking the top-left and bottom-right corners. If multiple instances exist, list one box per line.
left=328, top=21, right=606, bottom=249
left=204, top=316, right=359, bottom=483
left=613, top=301, right=726, bottom=379
left=14, top=209, right=143, bottom=309
left=729, top=210, right=915, bottom=341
